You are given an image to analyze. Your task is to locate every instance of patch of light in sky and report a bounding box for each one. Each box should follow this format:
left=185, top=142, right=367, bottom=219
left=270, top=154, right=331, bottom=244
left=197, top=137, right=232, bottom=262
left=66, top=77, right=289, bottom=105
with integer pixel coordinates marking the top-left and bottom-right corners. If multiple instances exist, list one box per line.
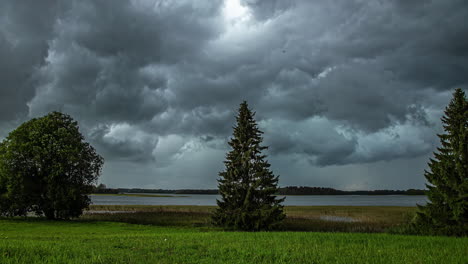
left=223, top=0, right=250, bottom=22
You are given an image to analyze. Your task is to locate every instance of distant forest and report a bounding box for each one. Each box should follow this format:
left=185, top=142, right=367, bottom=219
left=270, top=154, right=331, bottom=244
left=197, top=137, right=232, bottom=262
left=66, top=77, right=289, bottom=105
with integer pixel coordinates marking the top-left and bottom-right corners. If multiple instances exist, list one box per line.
left=93, top=185, right=426, bottom=195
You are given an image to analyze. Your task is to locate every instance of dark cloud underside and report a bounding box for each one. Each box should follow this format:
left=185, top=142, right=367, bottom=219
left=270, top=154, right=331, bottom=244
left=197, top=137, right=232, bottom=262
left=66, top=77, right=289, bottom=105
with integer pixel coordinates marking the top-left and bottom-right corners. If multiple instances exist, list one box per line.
left=1, top=0, right=467, bottom=189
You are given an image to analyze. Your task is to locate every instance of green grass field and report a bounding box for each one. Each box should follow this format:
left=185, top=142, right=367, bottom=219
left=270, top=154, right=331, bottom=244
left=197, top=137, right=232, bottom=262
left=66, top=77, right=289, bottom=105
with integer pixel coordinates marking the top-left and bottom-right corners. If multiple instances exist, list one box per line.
left=1, top=206, right=466, bottom=263
left=1, top=219, right=466, bottom=264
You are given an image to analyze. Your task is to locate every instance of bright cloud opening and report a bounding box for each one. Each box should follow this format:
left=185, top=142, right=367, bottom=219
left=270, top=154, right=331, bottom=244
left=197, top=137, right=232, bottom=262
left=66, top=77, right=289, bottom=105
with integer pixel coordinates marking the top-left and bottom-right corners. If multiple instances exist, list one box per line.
left=223, top=0, right=250, bottom=23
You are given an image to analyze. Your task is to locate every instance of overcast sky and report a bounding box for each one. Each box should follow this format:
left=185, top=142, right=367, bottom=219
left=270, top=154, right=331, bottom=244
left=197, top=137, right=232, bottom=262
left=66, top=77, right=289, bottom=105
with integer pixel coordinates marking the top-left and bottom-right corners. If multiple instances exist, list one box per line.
left=1, top=0, right=467, bottom=190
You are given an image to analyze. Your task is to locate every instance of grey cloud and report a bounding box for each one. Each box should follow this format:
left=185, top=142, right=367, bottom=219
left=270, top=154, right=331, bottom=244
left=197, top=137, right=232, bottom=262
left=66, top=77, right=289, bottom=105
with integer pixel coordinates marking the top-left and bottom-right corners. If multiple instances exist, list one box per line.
left=270, top=154, right=430, bottom=190
left=314, top=63, right=418, bottom=131
left=29, top=45, right=170, bottom=124
left=28, top=0, right=224, bottom=125
left=180, top=0, right=468, bottom=133
left=145, top=106, right=235, bottom=137
left=0, top=0, right=60, bottom=121
left=1, top=0, right=467, bottom=188
left=63, top=1, right=222, bottom=64
left=260, top=118, right=357, bottom=166
left=240, top=0, right=294, bottom=20
left=261, top=115, right=437, bottom=167
left=88, top=123, right=158, bottom=163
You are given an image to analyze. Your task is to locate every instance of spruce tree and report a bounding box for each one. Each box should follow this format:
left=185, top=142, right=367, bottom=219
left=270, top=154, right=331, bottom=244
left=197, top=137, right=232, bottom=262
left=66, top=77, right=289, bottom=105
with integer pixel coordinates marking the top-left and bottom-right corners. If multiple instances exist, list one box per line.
left=212, top=101, right=285, bottom=231
left=415, top=88, right=467, bottom=235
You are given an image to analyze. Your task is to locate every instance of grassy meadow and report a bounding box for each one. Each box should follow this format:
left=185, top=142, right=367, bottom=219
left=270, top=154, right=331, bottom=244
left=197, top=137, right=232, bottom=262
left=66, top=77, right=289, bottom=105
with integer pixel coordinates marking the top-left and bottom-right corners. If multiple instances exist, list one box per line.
left=1, top=217, right=467, bottom=264
left=1, top=206, right=466, bottom=263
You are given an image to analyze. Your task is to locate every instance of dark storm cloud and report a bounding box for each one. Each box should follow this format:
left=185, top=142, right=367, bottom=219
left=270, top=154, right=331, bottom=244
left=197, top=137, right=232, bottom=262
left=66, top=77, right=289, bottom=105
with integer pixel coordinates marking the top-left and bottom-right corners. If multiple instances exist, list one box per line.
left=224, top=0, right=467, bottom=167
left=244, top=0, right=468, bottom=127
left=260, top=117, right=357, bottom=166
left=29, top=0, right=223, bottom=124
left=0, top=0, right=60, bottom=121
left=1, top=0, right=467, bottom=188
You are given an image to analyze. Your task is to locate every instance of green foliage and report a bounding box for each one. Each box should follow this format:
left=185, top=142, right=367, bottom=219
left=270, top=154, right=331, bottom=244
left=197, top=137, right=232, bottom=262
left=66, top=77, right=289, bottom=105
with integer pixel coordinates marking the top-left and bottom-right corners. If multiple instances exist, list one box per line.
left=0, top=112, right=103, bottom=219
left=414, top=88, right=468, bottom=236
left=212, top=101, right=285, bottom=231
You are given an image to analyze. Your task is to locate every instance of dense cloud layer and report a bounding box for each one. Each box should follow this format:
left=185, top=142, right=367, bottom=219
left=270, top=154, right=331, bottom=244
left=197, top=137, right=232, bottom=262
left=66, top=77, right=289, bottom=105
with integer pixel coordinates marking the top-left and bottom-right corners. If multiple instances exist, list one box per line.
left=1, top=0, right=467, bottom=189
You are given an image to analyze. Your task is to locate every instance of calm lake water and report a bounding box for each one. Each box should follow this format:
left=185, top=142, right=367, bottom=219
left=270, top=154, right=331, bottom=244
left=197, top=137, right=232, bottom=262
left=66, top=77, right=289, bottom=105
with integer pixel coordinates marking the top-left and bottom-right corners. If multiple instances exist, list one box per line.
left=90, top=194, right=428, bottom=207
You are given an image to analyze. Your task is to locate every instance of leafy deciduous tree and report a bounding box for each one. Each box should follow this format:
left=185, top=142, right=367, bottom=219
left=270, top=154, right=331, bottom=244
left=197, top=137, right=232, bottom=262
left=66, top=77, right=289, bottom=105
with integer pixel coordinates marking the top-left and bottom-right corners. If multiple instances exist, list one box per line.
left=0, top=112, right=104, bottom=219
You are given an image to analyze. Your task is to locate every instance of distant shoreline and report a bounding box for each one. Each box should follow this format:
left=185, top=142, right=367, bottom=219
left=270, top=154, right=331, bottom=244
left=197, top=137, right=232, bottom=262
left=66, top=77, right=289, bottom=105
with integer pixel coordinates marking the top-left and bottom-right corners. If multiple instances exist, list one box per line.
left=90, top=193, right=188, bottom=198
left=91, top=193, right=426, bottom=197
left=92, top=186, right=426, bottom=196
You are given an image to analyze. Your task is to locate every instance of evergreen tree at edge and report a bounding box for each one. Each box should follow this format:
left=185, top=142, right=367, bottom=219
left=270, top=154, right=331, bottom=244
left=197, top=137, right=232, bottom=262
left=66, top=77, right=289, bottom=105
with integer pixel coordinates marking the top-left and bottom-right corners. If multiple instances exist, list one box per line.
left=415, top=88, right=468, bottom=236
left=212, top=101, right=285, bottom=231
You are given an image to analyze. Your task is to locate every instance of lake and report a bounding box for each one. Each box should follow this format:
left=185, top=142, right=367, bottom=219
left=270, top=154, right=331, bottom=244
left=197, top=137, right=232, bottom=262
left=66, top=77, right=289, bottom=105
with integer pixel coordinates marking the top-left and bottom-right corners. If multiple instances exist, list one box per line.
left=90, top=194, right=428, bottom=206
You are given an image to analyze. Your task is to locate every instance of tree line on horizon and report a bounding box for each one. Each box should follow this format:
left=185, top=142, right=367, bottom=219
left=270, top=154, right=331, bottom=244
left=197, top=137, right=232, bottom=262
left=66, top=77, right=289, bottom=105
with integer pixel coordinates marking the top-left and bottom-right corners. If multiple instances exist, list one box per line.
left=92, top=186, right=426, bottom=196
left=0, top=89, right=466, bottom=235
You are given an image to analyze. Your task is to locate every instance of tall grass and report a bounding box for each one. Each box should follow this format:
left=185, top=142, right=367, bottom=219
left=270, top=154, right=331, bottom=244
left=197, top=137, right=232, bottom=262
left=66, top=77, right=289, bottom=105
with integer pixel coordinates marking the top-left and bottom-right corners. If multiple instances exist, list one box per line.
left=82, top=205, right=417, bottom=233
